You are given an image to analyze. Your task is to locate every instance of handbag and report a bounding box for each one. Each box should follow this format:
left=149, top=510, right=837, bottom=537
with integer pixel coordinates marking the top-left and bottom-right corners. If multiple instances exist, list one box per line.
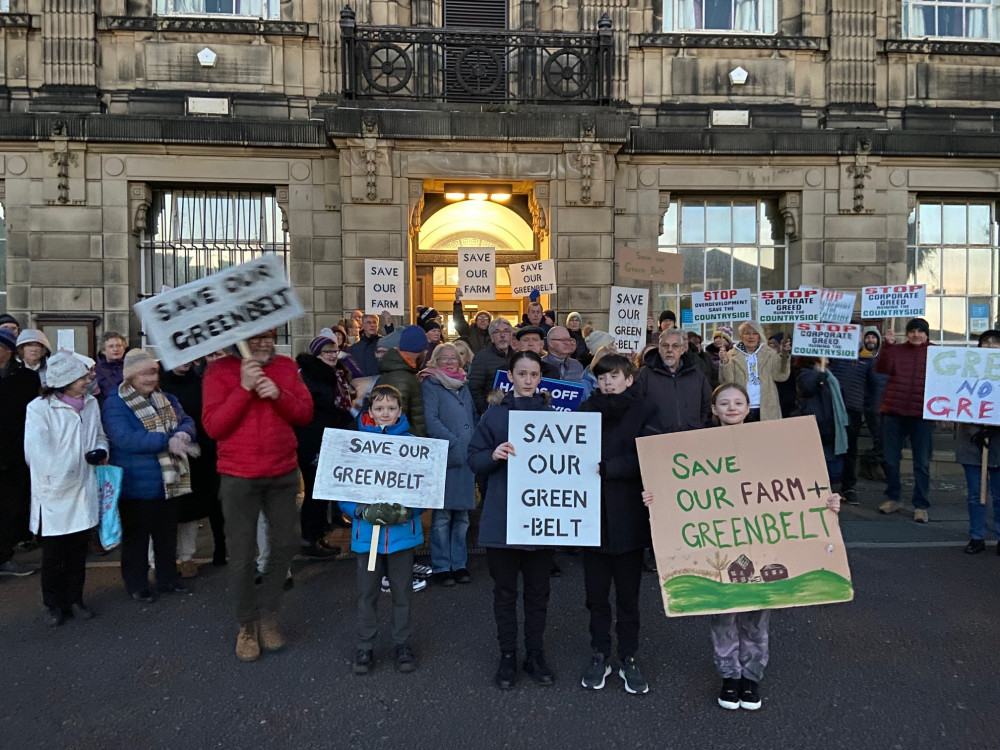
left=96, top=464, right=124, bottom=551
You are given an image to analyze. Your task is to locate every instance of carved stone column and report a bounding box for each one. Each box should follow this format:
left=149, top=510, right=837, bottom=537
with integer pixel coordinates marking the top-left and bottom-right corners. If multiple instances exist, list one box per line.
left=828, top=0, right=877, bottom=106
left=581, top=0, right=627, bottom=102
left=41, top=0, right=97, bottom=87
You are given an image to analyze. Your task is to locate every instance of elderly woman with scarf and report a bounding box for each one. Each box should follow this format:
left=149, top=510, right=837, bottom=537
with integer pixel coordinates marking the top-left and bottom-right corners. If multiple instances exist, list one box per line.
left=419, top=343, right=477, bottom=586
left=102, top=349, right=198, bottom=603
left=794, top=357, right=850, bottom=483
left=719, top=320, right=791, bottom=422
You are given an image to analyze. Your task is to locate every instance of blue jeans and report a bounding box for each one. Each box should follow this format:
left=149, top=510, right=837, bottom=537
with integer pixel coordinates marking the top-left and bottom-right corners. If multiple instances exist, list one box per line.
left=430, top=509, right=470, bottom=573
left=964, top=464, right=1000, bottom=540
left=882, top=414, right=934, bottom=509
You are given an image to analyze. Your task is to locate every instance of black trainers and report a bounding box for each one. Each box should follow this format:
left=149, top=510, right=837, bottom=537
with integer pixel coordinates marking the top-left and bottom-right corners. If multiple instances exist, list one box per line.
left=495, top=651, right=517, bottom=690
left=523, top=650, right=555, bottom=686
left=618, top=656, right=649, bottom=694
left=965, top=538, right=986, bottom=555
left=69, top=603, right=95, bottom=620
left=739, top=677, right=761, bottom=710
left=44, top=607, right=65, bottom=627
left=718, top=678, right=740, bottom=709
left=352, top=649, right=374, bottom=675
left=581, top=651, right=611, bottom=690
left=394, top=644, right=417, bottom=673
left=842, top=489, right=860, bottom=505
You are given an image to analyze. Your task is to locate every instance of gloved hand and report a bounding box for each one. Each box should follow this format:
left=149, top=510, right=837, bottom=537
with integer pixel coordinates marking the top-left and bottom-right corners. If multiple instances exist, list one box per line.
left=168, top=433, right=191, bottom=457
left=85, top=448, right=108, bottom=466
left=359, top=502, right=411, bottom=526
left=972, top=428, right=997, bottom=451
left=182, top=441, right=202, bottom=459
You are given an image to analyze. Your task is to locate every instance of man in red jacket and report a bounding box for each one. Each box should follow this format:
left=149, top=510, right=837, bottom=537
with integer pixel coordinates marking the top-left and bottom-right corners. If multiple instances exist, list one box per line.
left=875, top=317, right=933, bottom=523
left=203, top=330, right=313, bottom=661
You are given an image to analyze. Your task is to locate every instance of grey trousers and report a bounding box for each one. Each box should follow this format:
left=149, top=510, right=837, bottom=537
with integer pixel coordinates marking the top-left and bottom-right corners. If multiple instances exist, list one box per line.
left=356, top=546, right=414, bottom=650
left=219, top=470, right=299, bottom=626
left=709, top=609, right=771, bottom=683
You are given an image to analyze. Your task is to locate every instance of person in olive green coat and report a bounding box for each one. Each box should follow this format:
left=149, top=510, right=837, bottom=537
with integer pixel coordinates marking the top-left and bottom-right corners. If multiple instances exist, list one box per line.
left=376, top=325, right=428, bottom=436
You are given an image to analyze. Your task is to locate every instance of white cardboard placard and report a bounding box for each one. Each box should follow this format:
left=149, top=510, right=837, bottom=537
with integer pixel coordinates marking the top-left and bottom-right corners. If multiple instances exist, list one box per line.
left=609, top=285, right=649, bottom=354
left=132, top=254, right=304, bottom=371
left=505, top=411, right=602, bottom=546
left=792, top=322, right=861, bottom=360
left=509, top=259, right=557, bottom=297
left=312, top=428, right=448, bottom=508
left=861, top=285, right=926, bottom=319
left=458, top=246, right=495, bottom=300
left=691, top=289, right=752, bottom=324
left=759, top=289, right=822, bottom=323
left=365, top=259, right=405, bottom=317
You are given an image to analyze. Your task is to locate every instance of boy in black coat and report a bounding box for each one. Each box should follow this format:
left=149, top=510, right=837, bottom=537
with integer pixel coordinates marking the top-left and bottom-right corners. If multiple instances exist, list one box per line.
left=576, top=354, right=660, bottom=694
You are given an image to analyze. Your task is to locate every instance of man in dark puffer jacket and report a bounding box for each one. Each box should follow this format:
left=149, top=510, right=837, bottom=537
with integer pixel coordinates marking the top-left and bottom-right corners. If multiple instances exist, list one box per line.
left=874, top=317, right=934, bottom=523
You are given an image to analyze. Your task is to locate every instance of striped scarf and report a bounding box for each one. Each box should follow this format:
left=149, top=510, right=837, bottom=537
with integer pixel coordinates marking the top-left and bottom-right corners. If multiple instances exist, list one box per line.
left=118, top=382, right=191, bottom=499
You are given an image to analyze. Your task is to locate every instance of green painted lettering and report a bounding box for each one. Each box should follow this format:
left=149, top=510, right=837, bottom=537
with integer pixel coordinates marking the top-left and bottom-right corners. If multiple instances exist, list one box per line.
left=681, top=522, right=703, bottom=548
left=761, top=514, right=781, bottom=544
left=743, top=516, right=764, bottom=544
left=809, top=506, right=831, bottom=536
left=671, top=453, right=690, bottom=480
left=712, top=519, right=732, bottom=549
left=779, top=511, right=798, bottom=540
left=713, top=486, right=733, bottom=508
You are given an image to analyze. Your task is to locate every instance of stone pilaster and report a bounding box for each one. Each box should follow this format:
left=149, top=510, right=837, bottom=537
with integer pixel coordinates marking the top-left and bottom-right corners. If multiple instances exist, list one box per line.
left=41, top=0, right=97, bottom=87
left=827, top=0, right=877, bottom=112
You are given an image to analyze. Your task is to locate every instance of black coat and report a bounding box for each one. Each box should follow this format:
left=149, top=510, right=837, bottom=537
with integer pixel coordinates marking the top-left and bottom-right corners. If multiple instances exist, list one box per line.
left=0, top=360, right=40, bottom=502
left=294, top=354, right=356, bottom=467
left=468, top=344, right=511, bottom=415
left=634, top=349, right=712, bottom=433
left=160, top=365, right=219, bottom=523
left=578, top=387, right=657, bottom=554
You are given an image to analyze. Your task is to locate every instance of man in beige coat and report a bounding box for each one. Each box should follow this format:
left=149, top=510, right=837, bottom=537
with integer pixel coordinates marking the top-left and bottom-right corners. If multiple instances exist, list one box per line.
left=719, top=320, right=791, bottom=422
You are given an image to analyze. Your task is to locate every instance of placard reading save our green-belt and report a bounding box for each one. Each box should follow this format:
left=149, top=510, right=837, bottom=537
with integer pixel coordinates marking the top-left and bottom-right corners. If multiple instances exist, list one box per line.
left=312, top=428, right=448, bottom=509
left=133, top=253, right=304, bottom=371
left=636, top=417, right=853, bottom=617
left=506, top=411, right=602, bottom=546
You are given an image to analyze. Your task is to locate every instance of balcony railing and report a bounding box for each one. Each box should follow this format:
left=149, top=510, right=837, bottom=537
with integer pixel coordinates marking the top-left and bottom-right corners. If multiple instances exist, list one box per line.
left=340, top=6, right=614, bottom=105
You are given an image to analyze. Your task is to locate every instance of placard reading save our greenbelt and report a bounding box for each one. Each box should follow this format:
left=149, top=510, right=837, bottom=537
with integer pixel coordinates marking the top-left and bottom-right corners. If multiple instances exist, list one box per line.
left=312, top=428, right=448, bottom=509
left=133, top=254, right=304, bottom=371
left=636, top=417, right=853, bottom=617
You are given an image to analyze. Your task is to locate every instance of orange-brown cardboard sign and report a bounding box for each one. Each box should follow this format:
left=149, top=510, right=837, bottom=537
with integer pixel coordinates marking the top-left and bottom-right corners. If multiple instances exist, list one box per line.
left=636, top=417, right=853, bottom=617
left=615, top=247, right=685, bottom=284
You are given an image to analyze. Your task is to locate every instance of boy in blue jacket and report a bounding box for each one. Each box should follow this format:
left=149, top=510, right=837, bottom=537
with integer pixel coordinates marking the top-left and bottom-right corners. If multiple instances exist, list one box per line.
left=339, top=385, right=423, bottom=675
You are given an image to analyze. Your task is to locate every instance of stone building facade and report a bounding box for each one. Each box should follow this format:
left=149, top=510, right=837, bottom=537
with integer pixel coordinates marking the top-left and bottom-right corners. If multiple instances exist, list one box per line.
left=2, top=0, right=999, bottom=355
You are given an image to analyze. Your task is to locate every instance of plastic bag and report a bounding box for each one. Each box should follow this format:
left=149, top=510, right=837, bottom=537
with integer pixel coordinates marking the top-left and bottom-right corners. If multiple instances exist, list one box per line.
left=96, top=464, right=124, bottom=551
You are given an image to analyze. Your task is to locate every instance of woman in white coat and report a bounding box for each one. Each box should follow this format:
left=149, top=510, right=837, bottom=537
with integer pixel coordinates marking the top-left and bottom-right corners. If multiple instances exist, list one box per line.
left=24, top=351, right=108, bottom=626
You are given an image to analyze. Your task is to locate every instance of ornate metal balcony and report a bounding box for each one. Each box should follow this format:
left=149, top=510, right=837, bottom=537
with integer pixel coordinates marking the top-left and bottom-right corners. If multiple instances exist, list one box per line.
left=339, top=6, right=614, bottom=105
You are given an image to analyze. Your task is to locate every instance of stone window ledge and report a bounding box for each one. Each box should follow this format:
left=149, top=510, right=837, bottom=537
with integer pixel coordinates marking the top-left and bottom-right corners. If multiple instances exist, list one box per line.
left=637, top=33, right=823, bottom=50
left=884, top=39, right=1000, bottom=56
left=99, top=16, right=313, bottom=37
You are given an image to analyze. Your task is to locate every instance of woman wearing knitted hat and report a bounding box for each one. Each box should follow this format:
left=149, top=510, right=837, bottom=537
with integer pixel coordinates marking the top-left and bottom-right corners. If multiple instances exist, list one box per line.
left=294, top=333, right=356, bottom=557
left=24, top=351, right=109, bottom=626
left=101, top=349, right=198, bottom=603
left=16, top=329, right=51, bottom=385
left=565, top=312, right=588, bottom=361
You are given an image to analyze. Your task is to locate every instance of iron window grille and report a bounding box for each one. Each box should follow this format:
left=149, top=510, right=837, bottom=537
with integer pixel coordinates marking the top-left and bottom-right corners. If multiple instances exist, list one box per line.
left=140, top=188, right=290, bottom=345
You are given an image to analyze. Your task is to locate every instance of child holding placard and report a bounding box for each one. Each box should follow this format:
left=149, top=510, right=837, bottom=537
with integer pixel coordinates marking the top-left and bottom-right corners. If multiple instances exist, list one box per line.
left=467, top=350, right=556, bottom=690
left=642, top=382, right=841, bottom=711
left=577, top=354, right=660, bottom=694
left=339, top=385, right=424, bottom=676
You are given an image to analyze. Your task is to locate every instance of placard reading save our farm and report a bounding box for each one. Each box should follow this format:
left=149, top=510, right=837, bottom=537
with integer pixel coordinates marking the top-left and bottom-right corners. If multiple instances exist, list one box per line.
left=792, top=322, right=861, bottom=360
left=365, top=260, right=405, bottom=316
left=312, top=429, right=448, bottom=508
left=458, top=246, right=495, bottom=300
left=861, top=285, right=926, bottom=319
left=759, top=289, right=822, bottom=323
left=691, top=289, right=752, bottom=324
left=133, top=254, right=305, bottom=371
left=636, top=417, right=853, bottom=617
left=509, top=259, right=557, bottom=297
left=609, top=285, right=649, bottom=354
left=506, top=411, right=602, bottom=546
left=923, top=347, right=1000, bottom=427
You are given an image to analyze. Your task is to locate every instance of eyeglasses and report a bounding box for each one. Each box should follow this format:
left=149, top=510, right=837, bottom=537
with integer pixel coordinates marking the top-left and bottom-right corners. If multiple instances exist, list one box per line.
left=659, top=343, right=685, bottom=350
left=548, top=338, right=572, bottom=343
left=319, top=349, right=339, bottom=357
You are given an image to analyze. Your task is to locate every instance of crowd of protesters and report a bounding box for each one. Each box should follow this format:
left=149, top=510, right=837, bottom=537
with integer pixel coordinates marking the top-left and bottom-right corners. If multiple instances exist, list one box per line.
left=0, top=299, right=995, bottom=708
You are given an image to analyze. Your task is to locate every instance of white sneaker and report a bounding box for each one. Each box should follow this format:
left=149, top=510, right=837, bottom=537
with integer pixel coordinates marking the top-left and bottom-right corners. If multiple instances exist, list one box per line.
left=381, top=576, right=427, bottom=593
left=412, top=563, right=432, bottom=579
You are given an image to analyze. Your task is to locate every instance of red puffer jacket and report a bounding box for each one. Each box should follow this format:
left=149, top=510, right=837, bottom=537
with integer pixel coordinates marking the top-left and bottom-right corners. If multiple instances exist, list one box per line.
left=874, top=341, right=932, bottom=417
left=203, top=355, right=314, bottom=478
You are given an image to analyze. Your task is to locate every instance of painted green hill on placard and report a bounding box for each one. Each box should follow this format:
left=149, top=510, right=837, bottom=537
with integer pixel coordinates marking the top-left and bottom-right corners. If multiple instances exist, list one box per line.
left=663, top=570, right=854, bottom=615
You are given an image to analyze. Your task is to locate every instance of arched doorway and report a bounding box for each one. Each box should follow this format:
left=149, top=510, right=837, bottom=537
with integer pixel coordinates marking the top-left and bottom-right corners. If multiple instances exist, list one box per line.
left=414, top=196, right=539, bottom=335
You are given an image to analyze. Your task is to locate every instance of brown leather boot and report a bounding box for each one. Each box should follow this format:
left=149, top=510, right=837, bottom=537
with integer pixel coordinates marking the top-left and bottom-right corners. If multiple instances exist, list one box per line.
left=236, top=621, right=260, bottom=662
left=259, top=615, right=285, bottom=652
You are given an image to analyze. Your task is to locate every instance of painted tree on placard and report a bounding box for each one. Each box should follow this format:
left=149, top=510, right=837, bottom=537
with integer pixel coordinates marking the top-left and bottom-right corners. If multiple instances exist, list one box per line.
left=708, top=550, right=730, bottom=582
